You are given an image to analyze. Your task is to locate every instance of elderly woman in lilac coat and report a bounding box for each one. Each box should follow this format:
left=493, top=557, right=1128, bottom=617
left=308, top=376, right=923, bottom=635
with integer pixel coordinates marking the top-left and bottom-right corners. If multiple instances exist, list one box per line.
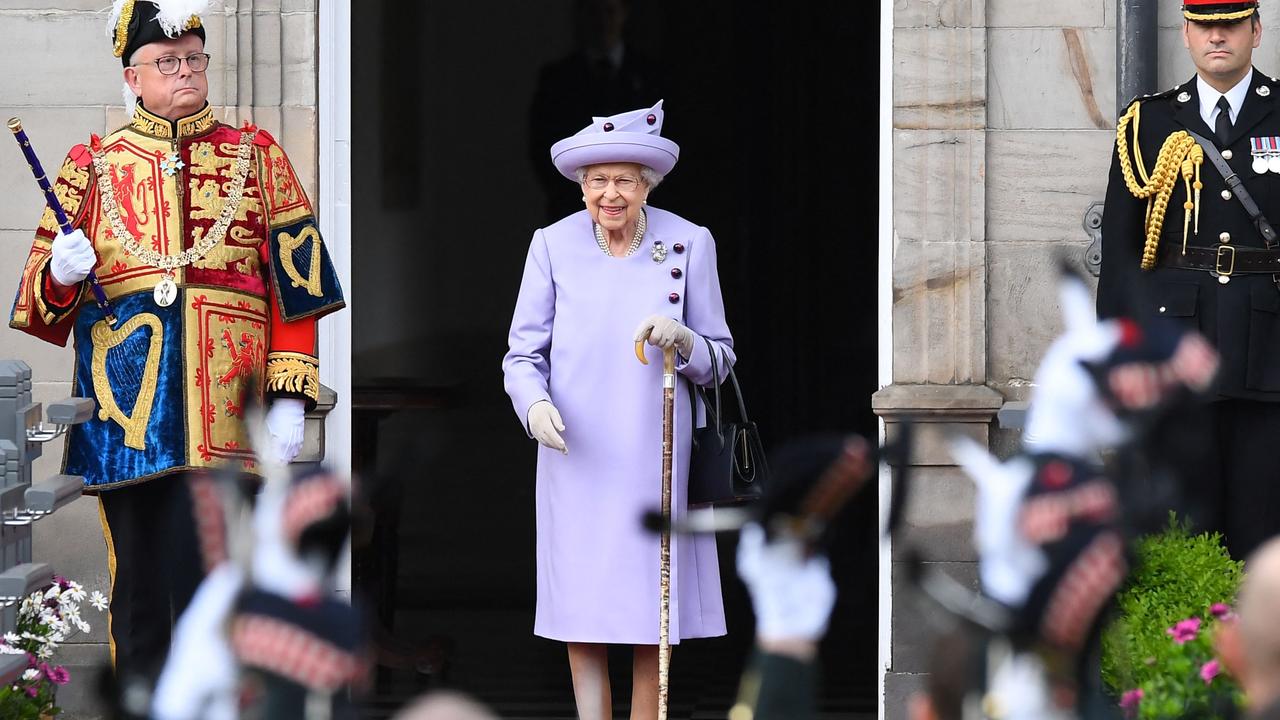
left=502, top=100, right=733, bottom=720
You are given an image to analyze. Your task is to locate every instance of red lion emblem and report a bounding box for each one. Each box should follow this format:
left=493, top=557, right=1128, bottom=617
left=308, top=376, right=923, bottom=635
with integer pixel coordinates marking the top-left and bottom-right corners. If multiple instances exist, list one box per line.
left=218, top=329, right=264, bottom=387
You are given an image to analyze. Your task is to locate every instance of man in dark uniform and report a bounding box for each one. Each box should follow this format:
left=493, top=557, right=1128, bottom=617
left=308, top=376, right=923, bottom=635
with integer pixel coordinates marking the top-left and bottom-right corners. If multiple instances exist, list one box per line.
left=1099, top=0, right=1280, bottom=559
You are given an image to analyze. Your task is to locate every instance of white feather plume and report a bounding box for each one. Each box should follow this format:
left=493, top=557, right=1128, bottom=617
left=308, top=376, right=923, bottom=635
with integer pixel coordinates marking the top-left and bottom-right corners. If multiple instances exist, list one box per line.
left=105, top=0, right=130, bottom=41
left=121, top=81, right=139, bottom=118
left=154, top=0, right=219, bottom=38
left=104, top=0, right=221, bottom=45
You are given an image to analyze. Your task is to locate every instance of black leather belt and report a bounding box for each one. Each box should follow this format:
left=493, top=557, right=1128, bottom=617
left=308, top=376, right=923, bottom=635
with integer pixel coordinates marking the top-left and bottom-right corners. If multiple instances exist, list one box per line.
left=1160, top=244, right=1280, bottom=275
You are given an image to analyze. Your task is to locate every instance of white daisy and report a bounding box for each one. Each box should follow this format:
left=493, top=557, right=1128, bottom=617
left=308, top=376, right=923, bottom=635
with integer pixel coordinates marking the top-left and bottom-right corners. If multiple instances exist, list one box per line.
left=89, top=592, right=108, bottom=613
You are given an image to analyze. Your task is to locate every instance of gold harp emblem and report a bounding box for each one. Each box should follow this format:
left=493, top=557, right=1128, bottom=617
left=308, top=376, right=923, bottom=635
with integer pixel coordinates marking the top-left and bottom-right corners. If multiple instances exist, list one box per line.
left=91, top=314, right=164, bottom=450
left=278, top=227, right=324, bottom=297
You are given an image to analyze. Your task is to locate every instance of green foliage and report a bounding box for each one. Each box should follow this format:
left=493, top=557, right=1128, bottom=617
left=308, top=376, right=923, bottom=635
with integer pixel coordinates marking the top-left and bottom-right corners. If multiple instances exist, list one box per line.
left=0, top=681, right=58, bottom=719
left=1101, top=514, right=1245, bottom=719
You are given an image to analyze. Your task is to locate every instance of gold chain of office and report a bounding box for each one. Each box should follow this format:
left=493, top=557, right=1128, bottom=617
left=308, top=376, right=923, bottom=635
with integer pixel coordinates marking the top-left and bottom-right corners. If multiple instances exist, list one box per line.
left=91, top=131, right=254, bottom=271
left=1116, top=99, right=1205, bottom=270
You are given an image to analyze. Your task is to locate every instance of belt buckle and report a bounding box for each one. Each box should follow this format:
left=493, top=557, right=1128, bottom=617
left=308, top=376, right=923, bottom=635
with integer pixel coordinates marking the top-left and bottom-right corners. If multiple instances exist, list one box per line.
left=1215, top=244, right=1237, bottom=283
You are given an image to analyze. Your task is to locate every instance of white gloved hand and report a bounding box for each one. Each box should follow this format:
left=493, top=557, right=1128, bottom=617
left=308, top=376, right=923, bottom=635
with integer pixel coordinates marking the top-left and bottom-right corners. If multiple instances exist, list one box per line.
left=737, top=522, right=837, bottom=643
left=634, top=315, right=696, bottom=357
left=528, top=400, right=568, bottom=454
left=49, top=229, right=96, bottom=287
left=265, top=398, right=306, bottom=465
left=151, top=563, right=243, bottom=720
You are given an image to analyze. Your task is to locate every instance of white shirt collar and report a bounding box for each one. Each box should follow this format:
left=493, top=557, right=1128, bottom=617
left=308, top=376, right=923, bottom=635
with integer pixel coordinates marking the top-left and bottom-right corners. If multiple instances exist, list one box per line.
left=1198, top=68, right=1254, bottom=127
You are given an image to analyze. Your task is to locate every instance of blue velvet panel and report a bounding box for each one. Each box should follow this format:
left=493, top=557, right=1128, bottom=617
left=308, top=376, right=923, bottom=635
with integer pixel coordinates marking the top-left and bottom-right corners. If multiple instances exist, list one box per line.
left=267, top=220, right=345, bottom=322
left=66, top=292, right=186, bottom=489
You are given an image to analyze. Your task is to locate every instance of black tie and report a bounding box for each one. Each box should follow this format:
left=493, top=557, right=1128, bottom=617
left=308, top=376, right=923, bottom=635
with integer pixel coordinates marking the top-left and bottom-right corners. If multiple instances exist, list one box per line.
left=1216, top=96, right=1233, bottom=145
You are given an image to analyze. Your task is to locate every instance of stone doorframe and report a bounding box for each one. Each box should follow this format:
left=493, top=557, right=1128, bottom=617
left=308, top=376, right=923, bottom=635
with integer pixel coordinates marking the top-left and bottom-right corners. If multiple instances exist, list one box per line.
left=317, top=0, right=353, bottom=594
left=876, top=1, right=1002, bottom=718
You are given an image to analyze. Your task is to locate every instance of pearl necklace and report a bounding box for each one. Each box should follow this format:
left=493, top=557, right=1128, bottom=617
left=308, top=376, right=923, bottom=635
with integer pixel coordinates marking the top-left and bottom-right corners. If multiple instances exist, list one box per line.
left=593, top=209, right=647, bottom=257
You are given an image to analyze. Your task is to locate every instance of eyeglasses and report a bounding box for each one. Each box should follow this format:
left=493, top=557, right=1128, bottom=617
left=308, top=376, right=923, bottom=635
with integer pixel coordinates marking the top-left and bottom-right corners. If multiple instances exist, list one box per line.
left=136, top=53, right=212, bottom=75
left=585, top=175, right=642, bottom=192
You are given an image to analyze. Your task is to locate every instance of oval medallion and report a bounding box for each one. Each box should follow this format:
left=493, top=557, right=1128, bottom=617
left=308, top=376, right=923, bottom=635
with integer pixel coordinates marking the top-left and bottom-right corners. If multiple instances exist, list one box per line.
left=153, top=277, right=177, bottom=308
left=1256, top=157, right=1271, bottom=175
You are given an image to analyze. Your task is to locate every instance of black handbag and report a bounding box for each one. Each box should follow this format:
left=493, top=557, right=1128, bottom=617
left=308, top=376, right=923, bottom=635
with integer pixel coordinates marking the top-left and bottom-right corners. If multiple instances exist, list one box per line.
left=686, top=339, right=767, bottom=508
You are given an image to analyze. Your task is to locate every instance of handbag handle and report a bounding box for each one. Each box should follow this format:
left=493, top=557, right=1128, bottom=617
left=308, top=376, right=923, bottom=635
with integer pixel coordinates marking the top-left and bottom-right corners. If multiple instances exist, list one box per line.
left=687, top=337, right=725, bottom=443
left=702, top=338, right=750, bottom=424
left=690, top=337, right=756, bottom=436
left=721, top=352, right=751, bottom=423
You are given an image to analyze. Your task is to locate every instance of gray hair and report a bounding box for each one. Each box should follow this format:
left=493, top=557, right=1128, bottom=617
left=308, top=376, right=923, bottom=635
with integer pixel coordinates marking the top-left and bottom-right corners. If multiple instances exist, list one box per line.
left=575, top=165, right=664, bottom=190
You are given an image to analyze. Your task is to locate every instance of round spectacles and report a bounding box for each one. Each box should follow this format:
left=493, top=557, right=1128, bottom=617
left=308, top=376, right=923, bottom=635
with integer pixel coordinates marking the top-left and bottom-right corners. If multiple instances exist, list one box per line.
left=138, top=53, right=212, bottom=76
left=585, top=175, right=642, bottom=192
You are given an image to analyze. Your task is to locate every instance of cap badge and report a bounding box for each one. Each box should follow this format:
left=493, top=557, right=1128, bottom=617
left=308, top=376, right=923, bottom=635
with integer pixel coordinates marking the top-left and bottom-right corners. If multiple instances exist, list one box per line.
left=1177, top=91, right=1192, bottom=103
left=1259, top=85, right=1272, bottom=98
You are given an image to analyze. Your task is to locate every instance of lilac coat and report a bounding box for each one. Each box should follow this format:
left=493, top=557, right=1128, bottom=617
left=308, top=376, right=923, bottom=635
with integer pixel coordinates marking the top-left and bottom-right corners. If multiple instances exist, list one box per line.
left=502, top=207, right=733, bottom=644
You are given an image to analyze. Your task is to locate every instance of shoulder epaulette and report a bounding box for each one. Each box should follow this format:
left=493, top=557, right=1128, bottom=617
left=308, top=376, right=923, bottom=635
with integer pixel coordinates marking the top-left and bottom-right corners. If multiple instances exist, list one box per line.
left=1123, top=84, right=1183, bottom=112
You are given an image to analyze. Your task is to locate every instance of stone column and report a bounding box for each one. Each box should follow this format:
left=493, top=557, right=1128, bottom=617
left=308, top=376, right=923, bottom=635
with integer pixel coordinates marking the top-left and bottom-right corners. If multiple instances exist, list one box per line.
left=882, top=0, right=1118, bottom=715
left=878, top=1, right=1001, bottom=716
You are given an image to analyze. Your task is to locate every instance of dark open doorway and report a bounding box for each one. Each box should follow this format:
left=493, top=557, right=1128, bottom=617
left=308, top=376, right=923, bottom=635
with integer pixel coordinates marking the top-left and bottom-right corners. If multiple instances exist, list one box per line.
left=352, top=1, right=879, bottom=717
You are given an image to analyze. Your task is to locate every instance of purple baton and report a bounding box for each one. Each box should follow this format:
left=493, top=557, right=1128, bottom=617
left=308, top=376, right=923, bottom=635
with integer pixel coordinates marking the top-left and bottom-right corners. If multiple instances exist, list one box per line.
left=7, top=117, right=116, bottom=326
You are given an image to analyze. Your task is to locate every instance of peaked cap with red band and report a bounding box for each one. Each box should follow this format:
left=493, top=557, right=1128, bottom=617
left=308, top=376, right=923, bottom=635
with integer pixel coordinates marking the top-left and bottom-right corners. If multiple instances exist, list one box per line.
left=1183, top=0, right=1259, bottom=22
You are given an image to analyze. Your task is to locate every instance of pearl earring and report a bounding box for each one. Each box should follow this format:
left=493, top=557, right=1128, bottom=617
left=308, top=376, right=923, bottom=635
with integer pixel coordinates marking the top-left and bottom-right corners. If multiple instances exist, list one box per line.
left=582, top=196, right=587, bottom=203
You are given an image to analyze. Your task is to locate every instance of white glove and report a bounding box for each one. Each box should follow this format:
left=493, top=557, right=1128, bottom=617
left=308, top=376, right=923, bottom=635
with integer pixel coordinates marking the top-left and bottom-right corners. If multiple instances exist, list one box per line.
left=265, top=398, right=306, bottom=465
left=634, top=315, right=696, bottom=357
left=151, top=563, right=243, bottom=720
left=737, top=522, right=837, bottom=643
left=528, top=400, right=567, bottom=454
left=49, top=229, right=96, bottom=287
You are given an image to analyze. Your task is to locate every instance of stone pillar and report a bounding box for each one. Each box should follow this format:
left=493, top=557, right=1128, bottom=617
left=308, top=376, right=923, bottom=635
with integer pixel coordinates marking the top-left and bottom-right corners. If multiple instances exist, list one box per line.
left=880, top=1, right=1001, bottom=716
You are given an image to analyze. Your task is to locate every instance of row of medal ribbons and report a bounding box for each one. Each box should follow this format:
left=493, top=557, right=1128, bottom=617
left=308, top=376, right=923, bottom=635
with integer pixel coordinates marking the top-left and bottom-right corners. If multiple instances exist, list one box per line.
left=1250, top=137, right=1280, bottom=174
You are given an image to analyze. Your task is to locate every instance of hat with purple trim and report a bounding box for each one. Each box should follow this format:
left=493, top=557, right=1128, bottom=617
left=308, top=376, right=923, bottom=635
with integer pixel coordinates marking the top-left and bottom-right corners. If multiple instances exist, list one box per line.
left=550, top=100, right=680, bottom=181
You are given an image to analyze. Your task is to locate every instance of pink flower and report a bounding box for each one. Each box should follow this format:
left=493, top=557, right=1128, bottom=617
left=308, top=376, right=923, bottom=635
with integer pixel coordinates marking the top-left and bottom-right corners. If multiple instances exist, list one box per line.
left=1120, top=688, right=1144, bottom=717
left=24, top=685, right=37, bottom=698
left=1201, top=659, right=1221, bottom=684
left=1211, top=603, right=1234, bottom=620
left=1167, top=617, right=1202, bottom=644
left=46, top=665, right=68, bottom=685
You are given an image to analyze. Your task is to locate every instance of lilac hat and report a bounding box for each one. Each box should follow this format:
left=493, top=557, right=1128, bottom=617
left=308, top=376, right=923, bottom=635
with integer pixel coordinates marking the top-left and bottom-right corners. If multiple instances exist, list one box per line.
left=550, top=100, right=680, bottom=181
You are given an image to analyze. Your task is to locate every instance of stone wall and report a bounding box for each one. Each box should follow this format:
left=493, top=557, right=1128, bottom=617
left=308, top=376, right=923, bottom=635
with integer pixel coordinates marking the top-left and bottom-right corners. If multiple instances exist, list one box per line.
left=0, top=2, right=320, bottom=715
left=884, top=0, right=1107, bottom=715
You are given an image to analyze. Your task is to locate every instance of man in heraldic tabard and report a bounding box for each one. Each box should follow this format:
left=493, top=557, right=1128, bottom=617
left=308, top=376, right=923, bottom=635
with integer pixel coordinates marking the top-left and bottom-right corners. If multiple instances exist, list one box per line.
left=7, top=0, right=344, bottom=683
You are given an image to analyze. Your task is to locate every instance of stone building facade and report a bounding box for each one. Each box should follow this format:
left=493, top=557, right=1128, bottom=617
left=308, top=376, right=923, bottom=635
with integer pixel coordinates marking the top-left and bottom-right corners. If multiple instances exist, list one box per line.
left=880, top=0, right=1280, bottom=716
left=0, top=2, right=335, bottom=713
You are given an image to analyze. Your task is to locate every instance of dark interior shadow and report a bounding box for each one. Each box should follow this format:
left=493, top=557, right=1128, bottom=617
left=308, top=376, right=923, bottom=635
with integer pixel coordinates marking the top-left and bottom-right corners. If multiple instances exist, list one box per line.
left=351, top=0, right=879, bottom=715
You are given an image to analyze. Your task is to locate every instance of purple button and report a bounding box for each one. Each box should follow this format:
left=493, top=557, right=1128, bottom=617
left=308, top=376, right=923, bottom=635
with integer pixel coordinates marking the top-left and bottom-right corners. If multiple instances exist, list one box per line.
left=671, top=268, right=682, bottom=279
left=647, top=114, right=657, bottom=125
left=673, top=243, right=685, bottom=254
left=603, top=122, right=615, bottom=132
left=669, top=293, right=680, bottom=304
